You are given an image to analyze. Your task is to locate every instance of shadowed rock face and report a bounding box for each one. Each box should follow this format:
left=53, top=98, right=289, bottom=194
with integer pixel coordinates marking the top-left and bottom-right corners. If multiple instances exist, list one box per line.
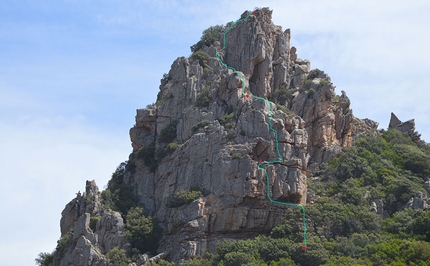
left=389, top=112, right=421, bottom=141
left=56, top=7, right=377, bottom=264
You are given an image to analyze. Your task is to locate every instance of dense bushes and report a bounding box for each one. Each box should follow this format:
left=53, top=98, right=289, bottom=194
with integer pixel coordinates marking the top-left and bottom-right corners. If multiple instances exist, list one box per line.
left=106, top=247, right=129, bottom=266
left=125, top=206, right=162, bottom=254
left=35, top=252, right=53, bottom=266
left=190, top=25, right=224, bottom=52
left=168, top=188, right=203, bottom=208
left=101, top=162, right=140, bottom=215
left=149, top=129, right=430, bottom=265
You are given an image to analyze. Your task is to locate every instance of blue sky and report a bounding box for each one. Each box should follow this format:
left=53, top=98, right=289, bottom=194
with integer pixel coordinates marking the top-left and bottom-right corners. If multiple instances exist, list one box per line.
left=1, top=1, right=429, bottom=265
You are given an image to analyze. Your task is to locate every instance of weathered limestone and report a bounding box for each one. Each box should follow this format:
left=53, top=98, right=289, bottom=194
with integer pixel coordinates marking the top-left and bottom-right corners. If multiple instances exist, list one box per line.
left=53, top=7, right=379, bottom=265
left=389, top=112, right=421, bottom=141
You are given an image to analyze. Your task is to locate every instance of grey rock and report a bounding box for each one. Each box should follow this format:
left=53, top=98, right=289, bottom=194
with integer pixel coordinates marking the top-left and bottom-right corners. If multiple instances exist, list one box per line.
left=389, top=112, right=421, bottom=141
left=406, top=192, right=429, bottom=210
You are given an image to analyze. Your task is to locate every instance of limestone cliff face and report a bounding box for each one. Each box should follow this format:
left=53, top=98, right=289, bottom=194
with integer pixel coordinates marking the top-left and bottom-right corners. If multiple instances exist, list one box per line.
left=54, top=8, right=377, bottom=264
left=125, top=8, right=372, bottom=261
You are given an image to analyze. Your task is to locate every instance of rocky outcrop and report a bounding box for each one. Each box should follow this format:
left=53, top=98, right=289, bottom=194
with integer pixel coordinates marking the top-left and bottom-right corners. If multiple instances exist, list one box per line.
left=122, top=8, right=375, bottom=262
left=54, top=180, right=129, bottom=265
left=389, top=112, right=421, bottom=141
left=51, top=7, right=379, bottom=264
left=406, top=192, right=430, bottom=210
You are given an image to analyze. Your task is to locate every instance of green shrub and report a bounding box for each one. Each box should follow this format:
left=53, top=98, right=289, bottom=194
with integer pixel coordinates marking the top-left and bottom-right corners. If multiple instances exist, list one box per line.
left=111, top=185, right=138, bottom=215
left=272, top=85, right=292, bottom=103
left=106, top=247, right=129, bottom=266
left=276, top=103, right=288, bottom=113
left=35, top=252, right=54, bottom=266
left=190, top=25, right=224, bottom=52
left=55, top=233, right=71, bottom=262
left=320, top=79, right=330, bottom=86
left=180, top=256, right=212, bottom=266
left=168, top=188, right=203, bottom=208
left=223, top=251, right=253, bottom=266
left=308, top=68, right=324, bottom=80
left=157, top=259, right=176, bottom=265
left=192, top=120, right=210, bottom=132
left=168, top=142, right=179, bottom=151
left=192, top=50, right=209, bottom=68
left=218, top=113, right=235, bottom=129
left=137, top=142, right=158, bottom=172
left=159, top=121, right=178, bottom=143
left=231, top=153, right=242, bottom=159
left=90, top=216, right=101, bottom=232
left=104, top=163, right=140, bottom=215
left=107, top=162, right=127, bottom=191
left=332, top=95, right=340, bottom=102
left=195, top=85, right=211, bottom=107
left=125, top=206, right=162, bottom=254
left=226, top=132, right=236, bottom=140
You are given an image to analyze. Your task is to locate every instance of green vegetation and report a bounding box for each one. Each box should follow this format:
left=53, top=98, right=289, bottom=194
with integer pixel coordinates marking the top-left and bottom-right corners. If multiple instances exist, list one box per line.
left=137, top=142, right=157, bottom=172
left=195, top=84, right=212, bottom=107
left=154, top=129, right=430, bottom=265
left=226, top=132, right=236, bottom=140
left=270, top=84, right=292, bottom=104
left=102, top=162, right=139, bottom=215
left=192, top=50, right=210, bottom=68
left=332, top=95, right=340, bottom=102
left=89, top=216, right=101, bottom=231
left=190, top=25, right=224, bottom=52
left=125, top=206, right=162, bottom=254
left=35, top=252, right=54, bottom=266
left=308, top=68, right=324, bottom=80
left=231, top=153, right=242, bottom=159
left=106, top=247, right=130, bottom=266
left=159, top=121, right=178, bottom=143
left=319, top=79, right=330, bottom=87
left=191, top=50, right=212, bottom=77
left=276, top=103, right=288, bottom=113
left=192, top=120, right=210, bottom=132
left=218, top=113, right=235, bottom=129
left=168, top=188, right=203, bottom=208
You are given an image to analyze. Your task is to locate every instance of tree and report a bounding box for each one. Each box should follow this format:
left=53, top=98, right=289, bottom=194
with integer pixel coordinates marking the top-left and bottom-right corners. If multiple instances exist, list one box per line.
left=190, top=25, right=224, bottom=52
left=125, top=206, right=162, bottom=254
left=35, top=252, right=53, bottom=266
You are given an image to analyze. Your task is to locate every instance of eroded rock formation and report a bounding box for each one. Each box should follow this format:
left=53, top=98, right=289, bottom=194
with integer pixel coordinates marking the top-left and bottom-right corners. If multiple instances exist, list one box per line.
left=53, top=7, right=378, bottom=264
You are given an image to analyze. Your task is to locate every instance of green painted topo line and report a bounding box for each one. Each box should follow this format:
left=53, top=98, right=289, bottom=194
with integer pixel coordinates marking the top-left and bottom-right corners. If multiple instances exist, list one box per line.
left=215, top=9, right=307, bottom=250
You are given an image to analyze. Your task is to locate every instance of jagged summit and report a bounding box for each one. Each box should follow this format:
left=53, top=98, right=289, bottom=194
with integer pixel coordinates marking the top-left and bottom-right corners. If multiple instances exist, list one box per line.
left=47, top=7, right=382, bottom=265
left=389, top=112, right=421, bottom=142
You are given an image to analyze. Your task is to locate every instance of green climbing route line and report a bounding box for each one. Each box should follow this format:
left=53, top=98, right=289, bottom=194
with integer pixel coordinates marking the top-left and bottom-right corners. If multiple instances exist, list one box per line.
left=215, top=9, right=307, bottom=250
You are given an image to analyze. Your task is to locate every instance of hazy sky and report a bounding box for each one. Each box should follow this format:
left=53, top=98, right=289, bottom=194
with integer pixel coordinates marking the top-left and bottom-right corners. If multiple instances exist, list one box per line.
left=1, top=1, right=429, bottom=265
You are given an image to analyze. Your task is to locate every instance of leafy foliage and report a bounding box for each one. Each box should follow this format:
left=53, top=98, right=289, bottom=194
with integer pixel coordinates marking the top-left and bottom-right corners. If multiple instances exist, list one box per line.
left=159, top=121, right=178, bottom=143
left=168, top=188, right=203, bottom=208
left=102, top=163, right=139, bottom=215
left=170, top=129, right=430, bottom=266
left=89, top=216, right=101, bottom=231
left=218, top=113, right=235, bottom=129
left=125, top=206, right=162, bottom=254
left=192, top=120, right=210, bottom=132
left=137, top=142, right=158, bottom=172
left=195, top=85, right=212, bottom=107
left=35, top=252, right=53, bottom=266
left=308, top=68, right=324, bottom=80
left=106, top=247, right=130, bottom=266
left=270, top=84, right=292, bottom=104
left=190, top=25, right=224, bottom=52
